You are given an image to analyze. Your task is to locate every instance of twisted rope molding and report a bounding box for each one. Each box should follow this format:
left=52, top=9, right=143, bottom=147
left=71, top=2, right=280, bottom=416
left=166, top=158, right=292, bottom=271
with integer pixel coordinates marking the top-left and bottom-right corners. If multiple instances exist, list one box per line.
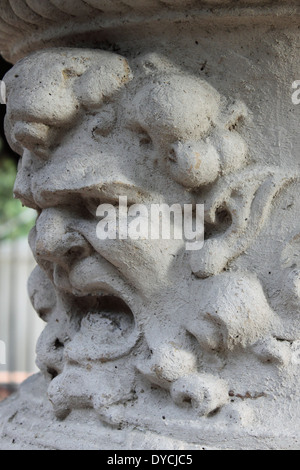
left=0, top=0, right=299, bottom=62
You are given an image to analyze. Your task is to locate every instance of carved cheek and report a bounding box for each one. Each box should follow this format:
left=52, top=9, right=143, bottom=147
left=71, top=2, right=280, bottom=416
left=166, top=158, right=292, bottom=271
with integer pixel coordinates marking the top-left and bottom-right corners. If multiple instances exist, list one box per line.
left=211, top=129, right=248, bottom=175
left=167, top=140, right=221, bottom=188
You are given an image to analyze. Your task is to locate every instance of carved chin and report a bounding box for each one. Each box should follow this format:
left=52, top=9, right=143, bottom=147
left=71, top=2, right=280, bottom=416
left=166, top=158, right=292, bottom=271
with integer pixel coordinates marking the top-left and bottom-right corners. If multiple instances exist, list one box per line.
left=42, top=293, right=140, bottom=420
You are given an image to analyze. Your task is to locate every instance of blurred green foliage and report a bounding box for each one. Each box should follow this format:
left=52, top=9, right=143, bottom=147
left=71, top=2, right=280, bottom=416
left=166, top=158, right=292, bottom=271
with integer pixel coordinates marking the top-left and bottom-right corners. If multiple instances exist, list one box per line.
left=0, top=139, right=35, bottom=240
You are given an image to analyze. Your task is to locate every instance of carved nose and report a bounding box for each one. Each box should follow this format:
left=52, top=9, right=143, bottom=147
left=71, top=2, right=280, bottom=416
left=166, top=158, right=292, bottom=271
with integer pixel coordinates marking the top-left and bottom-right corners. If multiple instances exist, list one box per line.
left=33, top=209, right=91, bottom=267
left=13, top=121, right=54, bottom=158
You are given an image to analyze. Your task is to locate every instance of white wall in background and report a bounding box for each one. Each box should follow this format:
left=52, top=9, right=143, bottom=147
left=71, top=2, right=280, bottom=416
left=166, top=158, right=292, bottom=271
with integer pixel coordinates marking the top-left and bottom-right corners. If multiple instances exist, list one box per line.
left=0, top=238, right=44, bottom=374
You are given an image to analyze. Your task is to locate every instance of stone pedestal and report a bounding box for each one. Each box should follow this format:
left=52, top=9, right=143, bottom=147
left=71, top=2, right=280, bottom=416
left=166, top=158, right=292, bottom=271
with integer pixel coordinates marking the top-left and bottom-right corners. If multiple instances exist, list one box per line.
left=0, top=1, right=299, bottom=450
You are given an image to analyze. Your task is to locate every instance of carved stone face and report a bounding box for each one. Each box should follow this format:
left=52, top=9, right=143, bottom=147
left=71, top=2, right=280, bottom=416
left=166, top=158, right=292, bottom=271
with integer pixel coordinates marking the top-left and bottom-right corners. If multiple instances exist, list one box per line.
left=5, top=48, right=288, bottom=426
left=4, top=49, right=248, bottom=302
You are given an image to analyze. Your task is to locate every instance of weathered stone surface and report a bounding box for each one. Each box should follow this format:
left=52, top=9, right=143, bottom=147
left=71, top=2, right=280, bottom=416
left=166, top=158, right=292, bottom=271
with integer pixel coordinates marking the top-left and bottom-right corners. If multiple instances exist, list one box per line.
left=0, top=1, right=299, bottom=63
left=0, top=1, right=299, bottom=450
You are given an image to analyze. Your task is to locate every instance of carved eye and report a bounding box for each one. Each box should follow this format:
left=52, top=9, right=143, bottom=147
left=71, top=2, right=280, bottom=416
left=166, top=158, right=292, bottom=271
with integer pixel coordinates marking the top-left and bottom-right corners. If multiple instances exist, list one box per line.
left=139, top=130, right=152, bottom=148
left=224, top=101, right=248, bottom=132
left=228, top=117, right=243, bottom=132
left=216, top=207, right=232, bottom=226
left=91, top=106, right=116, bottom=138
left=84, top=197, right=118, bottom=218
left=168, top=148, right=177, bottom=163
left=85, top=198, right=102, bottom=217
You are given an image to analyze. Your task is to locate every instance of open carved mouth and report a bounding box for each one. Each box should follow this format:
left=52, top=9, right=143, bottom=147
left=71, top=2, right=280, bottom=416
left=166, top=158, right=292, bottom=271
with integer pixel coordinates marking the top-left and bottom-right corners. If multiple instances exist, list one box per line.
left=76, top=294, right=135, bottom=336
left=63, top=293, right=140, bottom=364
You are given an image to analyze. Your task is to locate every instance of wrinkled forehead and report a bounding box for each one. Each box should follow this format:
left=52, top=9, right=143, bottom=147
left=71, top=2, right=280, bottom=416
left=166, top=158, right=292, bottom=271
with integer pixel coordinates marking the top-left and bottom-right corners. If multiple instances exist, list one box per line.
left=4, top=48, right=222, bottom=140
left=3, top=48, right=132, bottom=126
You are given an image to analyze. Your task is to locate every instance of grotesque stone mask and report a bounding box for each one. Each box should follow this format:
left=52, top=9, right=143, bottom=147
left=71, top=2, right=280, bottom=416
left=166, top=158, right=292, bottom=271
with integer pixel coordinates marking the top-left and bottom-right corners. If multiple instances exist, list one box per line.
left=3, top=47, right=300, bottom=442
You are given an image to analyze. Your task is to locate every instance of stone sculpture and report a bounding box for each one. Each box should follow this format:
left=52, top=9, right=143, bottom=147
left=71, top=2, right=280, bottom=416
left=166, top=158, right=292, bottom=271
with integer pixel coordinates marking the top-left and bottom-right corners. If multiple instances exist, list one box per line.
left=0, top=1, right=299, bottom=450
